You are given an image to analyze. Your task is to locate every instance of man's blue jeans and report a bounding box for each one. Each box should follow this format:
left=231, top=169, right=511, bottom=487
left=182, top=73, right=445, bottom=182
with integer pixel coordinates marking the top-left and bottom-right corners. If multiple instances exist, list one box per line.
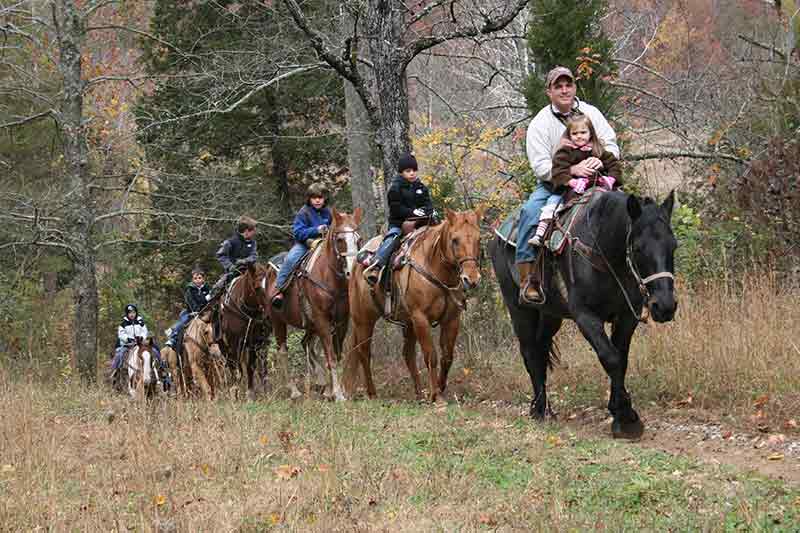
left=276, top=242, right=308, bottom=289
left=516, top=183, right=551, bottom=264
left=373, top=226, right=403, bottom=267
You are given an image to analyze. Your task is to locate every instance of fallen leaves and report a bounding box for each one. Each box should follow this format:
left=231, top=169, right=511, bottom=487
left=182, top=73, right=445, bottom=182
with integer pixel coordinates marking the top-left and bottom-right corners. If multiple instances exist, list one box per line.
left=767, top=453, right=784, bottom=461
left=676, top=393, right=693, bottom=407
left=274, top=464, right=301, bottom=481
left=153, top=494, right=167, bottom=507
left=477, top=513, right=498, bottom=527
left=259, top=435, right=270, bottom=446
left=784, top=419, right=798, bottom=430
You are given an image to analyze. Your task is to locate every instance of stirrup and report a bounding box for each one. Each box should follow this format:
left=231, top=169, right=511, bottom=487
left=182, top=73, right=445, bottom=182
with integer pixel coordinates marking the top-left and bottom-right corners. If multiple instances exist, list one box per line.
left=528, top=234, right=543, bottom=247
left=363, top=263, right=380, bottom=286
left=519, top=279, right=545, bottom=305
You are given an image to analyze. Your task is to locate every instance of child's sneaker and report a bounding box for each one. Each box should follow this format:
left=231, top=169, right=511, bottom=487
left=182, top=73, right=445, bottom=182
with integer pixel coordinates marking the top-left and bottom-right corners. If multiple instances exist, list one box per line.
left=529, top=234, right=543, bottom=247
left=164, top=327, right=173, bottom=337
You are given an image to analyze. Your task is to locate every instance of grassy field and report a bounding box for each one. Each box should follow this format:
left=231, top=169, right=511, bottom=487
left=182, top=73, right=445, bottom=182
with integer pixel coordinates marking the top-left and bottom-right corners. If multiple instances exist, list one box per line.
left=1, top=376, right=799, bottom=532
left=2, top=275, right=799, bottom=531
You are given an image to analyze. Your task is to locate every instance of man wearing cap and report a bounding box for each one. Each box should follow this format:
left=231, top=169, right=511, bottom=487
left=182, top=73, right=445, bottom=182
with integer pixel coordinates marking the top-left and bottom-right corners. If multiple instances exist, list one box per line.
left=516, top=66, right=619, bottom=304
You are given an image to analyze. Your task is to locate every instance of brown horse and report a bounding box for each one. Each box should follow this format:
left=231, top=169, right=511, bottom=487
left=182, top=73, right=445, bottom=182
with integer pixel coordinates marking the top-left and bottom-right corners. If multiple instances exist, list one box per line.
left=343, top=208, right=484, bottom=402
left=265, top=208, right=363, bottom=401
left=216, top=262, right=271, bottom=400
left=126, top=337, right=159, bottom=401
left=163, top=315, right=223, bottom=399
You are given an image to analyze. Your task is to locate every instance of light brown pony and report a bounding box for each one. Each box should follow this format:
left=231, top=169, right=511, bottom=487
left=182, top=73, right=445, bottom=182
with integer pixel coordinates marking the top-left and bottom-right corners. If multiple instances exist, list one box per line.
left=343, top=208, right=484, bottom=402
left=163, top=315, right=223, bottom=399
left=265, top=208, right=363, bottom=401
left=126, top=338, right=158, bottom=401
left=216, top=262, right=271, bottom=400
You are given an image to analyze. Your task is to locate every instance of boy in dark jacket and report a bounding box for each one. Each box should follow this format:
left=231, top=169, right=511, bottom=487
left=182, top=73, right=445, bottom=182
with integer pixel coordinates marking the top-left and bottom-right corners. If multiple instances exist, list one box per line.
left=208, top=215, right=258, bottom=301
left=363, top=153, right=434, bottom=286
left=165, top=266, right=211, bottom=347
left=271, top=183, right=332, bottom=309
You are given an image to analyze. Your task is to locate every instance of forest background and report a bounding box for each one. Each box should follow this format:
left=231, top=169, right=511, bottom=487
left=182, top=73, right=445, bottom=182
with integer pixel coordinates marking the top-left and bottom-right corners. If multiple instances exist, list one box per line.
left=1, top=0, right=798, bottom=404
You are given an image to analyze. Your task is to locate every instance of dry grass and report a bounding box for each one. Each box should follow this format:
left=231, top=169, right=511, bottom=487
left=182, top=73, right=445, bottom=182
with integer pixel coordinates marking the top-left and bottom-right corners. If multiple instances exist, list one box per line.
left=1, top=373, right=798, bottom=531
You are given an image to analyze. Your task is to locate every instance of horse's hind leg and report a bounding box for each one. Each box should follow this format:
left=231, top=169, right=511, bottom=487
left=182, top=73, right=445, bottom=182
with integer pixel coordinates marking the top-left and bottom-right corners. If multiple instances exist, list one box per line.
left=437, top=318, right=459, bottom=397
left=402, top=328, right=422, bottom=400
left=512, top=310, right=559, bottom=419
left=575, top=311, right=643, bottom=439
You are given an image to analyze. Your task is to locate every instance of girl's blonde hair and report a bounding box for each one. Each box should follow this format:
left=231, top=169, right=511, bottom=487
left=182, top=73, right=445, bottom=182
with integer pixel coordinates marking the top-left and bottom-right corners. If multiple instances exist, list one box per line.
left=563, top=114, right=604, bottom=158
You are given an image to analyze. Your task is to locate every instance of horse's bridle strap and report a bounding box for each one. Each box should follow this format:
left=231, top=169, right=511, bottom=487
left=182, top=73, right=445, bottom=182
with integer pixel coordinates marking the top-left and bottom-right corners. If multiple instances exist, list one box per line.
left=641, top=271, right=674, bottom=285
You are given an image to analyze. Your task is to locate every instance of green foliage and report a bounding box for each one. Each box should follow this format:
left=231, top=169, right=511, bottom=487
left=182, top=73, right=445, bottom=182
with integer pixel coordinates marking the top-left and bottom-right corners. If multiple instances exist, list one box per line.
left=524, top=0, right=618, bottom=117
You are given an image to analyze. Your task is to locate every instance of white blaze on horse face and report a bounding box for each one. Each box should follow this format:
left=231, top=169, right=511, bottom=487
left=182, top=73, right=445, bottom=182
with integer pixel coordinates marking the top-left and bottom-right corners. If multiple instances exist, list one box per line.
left=141, top=346, right=153, bottom=386
left=261, top=276, right=266, bottom=290
left=342, top=226, right=359, bottom=277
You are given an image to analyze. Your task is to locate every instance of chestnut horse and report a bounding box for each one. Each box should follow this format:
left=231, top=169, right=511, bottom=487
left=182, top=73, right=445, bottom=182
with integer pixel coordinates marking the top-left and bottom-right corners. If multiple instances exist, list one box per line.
left=343, top=208, right=484, bottom=402
left=265, top=208, right=363, bottom=401
left=163, top=314, right=223, bottom=399
left=216, top=262, right=271, bottom=400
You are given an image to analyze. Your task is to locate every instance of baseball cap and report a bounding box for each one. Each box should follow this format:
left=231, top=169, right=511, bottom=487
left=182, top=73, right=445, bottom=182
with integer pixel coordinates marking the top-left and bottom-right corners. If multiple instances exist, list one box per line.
left=545, top=66, right=575, bottom=88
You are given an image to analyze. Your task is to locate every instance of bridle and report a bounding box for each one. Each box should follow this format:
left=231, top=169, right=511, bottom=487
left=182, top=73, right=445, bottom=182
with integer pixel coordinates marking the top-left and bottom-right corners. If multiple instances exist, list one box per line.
left=327, top=225, right=361, bottom=279
left=437, top=220, right=481, bottom=279
left=618, top=220, right=675, bottom=322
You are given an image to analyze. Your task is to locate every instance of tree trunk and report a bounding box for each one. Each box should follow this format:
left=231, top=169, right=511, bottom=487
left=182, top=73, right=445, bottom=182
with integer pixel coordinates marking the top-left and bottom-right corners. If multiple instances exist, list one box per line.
left=345, top=79, right=379, bottom=236
left=342, top=10, right=379, bottom=237
left=56, top=0, right=98, bottom=381
left=366, top=0, right=412, bottom=188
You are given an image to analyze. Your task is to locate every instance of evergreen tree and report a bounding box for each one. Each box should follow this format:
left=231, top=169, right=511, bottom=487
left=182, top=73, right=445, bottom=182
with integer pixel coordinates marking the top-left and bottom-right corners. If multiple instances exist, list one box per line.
left=524, top=0, right=618, bottom=116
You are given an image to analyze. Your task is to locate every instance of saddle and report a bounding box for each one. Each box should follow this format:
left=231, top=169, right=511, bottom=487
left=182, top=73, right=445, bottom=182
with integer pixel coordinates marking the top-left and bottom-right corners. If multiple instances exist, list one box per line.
left=356, top=226, right=431, bottom=322
left=267, top=239, right=324, bottom=291
left=494, top=187, right=604, bottom=287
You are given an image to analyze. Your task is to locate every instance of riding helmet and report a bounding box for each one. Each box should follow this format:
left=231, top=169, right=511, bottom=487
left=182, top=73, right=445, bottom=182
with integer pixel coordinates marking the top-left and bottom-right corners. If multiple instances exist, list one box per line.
left=124, top=303, right=138, bottom=315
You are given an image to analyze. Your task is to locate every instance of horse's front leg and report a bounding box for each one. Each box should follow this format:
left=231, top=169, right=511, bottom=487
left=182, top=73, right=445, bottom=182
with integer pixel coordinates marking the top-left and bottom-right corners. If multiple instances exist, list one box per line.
left=574, top=311, right=643, bottom=439
left=437, top=317, right=459, bottom=396
left=609, top=314, right=643, bottom=439
left=316, top=318, right=345, bottom=402
left=410, top=312, right=439, bottom=403
left=401, top=328, right=422, bottom=400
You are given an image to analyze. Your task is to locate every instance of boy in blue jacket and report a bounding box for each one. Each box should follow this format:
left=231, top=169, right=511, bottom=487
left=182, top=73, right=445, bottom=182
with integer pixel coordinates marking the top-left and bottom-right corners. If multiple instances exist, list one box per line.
left=271, top=183, right=332, bottom=309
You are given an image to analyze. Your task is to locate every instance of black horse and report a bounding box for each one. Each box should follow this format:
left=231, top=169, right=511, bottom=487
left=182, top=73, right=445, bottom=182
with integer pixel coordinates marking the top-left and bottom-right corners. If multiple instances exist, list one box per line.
left=490, top=190, right=678, bottom=439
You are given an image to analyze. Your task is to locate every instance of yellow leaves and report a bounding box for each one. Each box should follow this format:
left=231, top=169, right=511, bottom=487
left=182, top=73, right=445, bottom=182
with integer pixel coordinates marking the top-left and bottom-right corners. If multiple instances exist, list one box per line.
left=153, top=494, right=167, bottom=507
left=274, top=464, right=301, bottom=481
left=767, top=453, right=784, bottom=461
left=462, top=367, right=472, bottom=377
left=259, top=434, right=270, bottom=446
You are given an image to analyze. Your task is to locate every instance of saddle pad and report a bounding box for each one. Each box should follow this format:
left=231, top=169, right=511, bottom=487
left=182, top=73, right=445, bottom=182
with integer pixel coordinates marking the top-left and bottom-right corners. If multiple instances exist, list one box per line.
left=494, top=206, right=523, bottom=247
left=268, top=251, right=288, bottom=273
left=302, top=239, right=325, bottom=274
left=547, top=187, right=600, bottom=253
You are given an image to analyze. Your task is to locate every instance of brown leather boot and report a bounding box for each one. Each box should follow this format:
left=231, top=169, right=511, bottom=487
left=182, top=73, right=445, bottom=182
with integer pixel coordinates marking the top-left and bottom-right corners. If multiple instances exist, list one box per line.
left=517, top=262, right=543, bottom=305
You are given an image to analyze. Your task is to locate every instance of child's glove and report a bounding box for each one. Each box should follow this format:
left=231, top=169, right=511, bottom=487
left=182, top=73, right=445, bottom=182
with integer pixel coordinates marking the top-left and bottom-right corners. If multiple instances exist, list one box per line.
left=598, top=176, right=616, bottom=190
left=568, top=178, right=589, bottom=194
left=412, top=208, right=426, bottom=217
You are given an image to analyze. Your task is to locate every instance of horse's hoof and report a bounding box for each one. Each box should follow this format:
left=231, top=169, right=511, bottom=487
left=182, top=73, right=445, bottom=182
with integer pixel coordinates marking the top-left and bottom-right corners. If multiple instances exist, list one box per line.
left=611, top=416, right=644, bottom=440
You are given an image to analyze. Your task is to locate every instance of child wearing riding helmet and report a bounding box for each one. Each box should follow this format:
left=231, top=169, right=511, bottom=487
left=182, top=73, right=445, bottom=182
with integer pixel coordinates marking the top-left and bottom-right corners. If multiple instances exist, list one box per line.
left=111, top=303, right=162, bottom=373
left=528, top=114, right=622, bottom=249
left=271, top=183, right=332, bottom=309
left=363, top=153, right=434, bottom=286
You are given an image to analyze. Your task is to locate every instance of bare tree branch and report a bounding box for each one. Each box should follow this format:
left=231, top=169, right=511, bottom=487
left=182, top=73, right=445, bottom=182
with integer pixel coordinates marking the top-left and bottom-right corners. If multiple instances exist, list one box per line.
left=402, top=0, right=528, bottom=65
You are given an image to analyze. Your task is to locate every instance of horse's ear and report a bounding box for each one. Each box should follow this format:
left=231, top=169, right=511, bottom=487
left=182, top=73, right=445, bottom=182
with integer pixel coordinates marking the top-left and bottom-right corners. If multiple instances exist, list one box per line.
left=353, top=207, right=363, bottom=227
left=627, top=195, right=643, bottom=221
left=445, top=208, right=457, bottom=225
left=661, top=189, right=675, bottom=219
left=331, top=208, right=340, bottom=226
